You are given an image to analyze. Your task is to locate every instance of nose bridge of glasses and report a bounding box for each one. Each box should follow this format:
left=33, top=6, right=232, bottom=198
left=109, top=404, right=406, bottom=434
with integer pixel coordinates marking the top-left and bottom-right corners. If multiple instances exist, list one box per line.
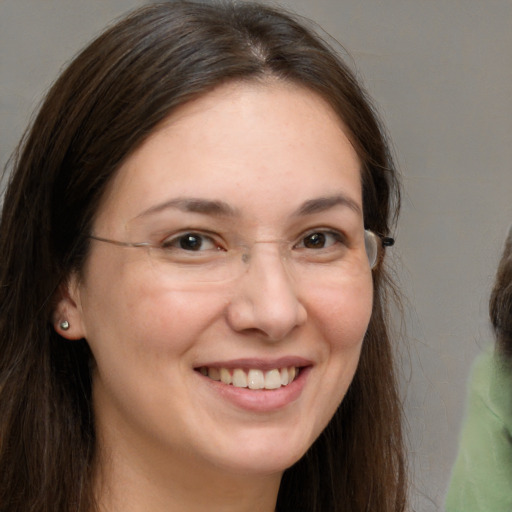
left=235, top=239, right=297, bottom=283
left=238, top=239, right=291, bottom=264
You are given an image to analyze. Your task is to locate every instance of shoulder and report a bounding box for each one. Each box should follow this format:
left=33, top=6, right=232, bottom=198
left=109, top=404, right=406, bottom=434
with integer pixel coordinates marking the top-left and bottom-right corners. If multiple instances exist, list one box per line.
left=445, top=347, right=512, bottom=512
left=470, top=348, right=512, bottom=430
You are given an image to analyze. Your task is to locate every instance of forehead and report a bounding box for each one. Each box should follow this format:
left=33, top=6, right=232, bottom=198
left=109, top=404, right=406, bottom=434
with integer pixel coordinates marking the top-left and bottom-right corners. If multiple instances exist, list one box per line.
left=95, top=81, right=363, bottom=231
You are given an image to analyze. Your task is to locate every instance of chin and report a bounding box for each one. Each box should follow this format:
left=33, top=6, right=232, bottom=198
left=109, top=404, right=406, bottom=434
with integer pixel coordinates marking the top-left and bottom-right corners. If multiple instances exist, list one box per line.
left=206, top=430, right=314, bottom=477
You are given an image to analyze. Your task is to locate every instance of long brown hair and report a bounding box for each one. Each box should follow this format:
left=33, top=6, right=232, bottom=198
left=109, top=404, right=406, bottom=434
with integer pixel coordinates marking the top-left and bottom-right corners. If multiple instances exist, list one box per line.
left=490, top=226, right=512, bottom=358
left=0, top=2, right=405, bottom=511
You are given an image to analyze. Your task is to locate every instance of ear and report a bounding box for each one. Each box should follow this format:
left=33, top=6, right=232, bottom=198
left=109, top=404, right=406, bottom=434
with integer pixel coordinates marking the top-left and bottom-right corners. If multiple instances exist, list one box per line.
left=53, top=274, right=87, bottom=340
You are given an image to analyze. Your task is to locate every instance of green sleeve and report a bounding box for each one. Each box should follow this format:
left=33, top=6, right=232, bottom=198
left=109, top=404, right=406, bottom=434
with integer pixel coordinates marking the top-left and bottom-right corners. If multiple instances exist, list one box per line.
left=446, top=351, right=512, bottom=512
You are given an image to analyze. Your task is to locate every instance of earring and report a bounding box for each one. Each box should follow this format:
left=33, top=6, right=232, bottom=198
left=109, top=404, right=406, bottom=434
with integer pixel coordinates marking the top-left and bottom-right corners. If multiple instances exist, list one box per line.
left=60, top=320, right=70, bottom=331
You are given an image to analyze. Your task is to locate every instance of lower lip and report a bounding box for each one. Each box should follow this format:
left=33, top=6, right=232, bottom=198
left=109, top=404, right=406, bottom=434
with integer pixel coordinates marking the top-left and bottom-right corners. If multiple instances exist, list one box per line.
left=198, top=367, right=311, bottom=413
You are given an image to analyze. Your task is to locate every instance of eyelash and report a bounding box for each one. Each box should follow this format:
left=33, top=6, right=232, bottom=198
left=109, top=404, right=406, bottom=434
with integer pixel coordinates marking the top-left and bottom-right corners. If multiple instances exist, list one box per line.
left=294, top=229, right=347, bottom=250
left=161, top=231, right=223, bottom=252
left=159, top=228, right=348, bottom=252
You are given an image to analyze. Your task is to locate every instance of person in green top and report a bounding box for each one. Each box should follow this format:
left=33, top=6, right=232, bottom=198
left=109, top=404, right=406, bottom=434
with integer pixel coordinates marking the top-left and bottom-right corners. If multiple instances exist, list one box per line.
left=446, top=226, right=512, bottom=511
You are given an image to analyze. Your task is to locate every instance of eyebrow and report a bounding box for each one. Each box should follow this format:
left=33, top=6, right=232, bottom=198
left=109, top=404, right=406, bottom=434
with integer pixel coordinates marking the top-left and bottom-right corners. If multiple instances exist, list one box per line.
left=294, top=194, right=362, bottom=216
left=136, top=198, right=238, bottom=219
left=136, top=193, right=361, bottom=219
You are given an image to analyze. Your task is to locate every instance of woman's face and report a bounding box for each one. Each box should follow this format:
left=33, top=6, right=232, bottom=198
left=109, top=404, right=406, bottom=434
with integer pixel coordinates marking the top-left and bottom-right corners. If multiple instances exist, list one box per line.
left=59, top=81, right=374, bottom=478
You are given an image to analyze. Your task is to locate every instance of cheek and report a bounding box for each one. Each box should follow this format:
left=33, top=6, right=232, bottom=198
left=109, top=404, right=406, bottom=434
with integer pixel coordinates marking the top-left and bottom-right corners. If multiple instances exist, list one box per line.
left=80, top=262, right=226, bottom=366
left=117, top=286, right=225, bottom=355
left=84, top=284, right=226, bottom=412
left=308, top=274, right=374, bottom=351
left=301, top=275, right=373, bottom=441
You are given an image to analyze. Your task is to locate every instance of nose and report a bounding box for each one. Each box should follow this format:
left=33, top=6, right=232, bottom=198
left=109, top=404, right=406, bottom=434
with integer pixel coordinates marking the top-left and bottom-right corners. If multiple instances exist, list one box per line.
left=226, top=243, right=307, bottom=341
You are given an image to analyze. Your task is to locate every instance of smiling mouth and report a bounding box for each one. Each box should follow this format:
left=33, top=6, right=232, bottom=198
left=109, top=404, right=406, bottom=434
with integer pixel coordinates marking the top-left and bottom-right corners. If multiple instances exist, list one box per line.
left=196, top=366, right=300, bottom=390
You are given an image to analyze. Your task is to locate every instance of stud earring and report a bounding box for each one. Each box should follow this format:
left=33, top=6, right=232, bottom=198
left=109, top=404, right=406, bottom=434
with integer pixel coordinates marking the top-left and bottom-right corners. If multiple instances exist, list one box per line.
left=60, top=320, right=70, bottom=331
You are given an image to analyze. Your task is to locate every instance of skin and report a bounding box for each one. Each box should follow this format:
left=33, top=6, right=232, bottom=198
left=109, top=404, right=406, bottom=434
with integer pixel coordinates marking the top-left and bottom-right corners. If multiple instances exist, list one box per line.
left=56, top=80, right=374, bottom=512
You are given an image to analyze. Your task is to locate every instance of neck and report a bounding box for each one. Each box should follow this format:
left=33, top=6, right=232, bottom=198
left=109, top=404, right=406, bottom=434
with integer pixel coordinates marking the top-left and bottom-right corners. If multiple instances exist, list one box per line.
left=93, top=431, right=282, bottom=512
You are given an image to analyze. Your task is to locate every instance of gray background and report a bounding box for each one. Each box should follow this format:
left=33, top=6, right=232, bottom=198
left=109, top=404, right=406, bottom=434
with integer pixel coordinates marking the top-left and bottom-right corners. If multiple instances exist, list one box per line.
left=1, top=1, right=511, bottom=510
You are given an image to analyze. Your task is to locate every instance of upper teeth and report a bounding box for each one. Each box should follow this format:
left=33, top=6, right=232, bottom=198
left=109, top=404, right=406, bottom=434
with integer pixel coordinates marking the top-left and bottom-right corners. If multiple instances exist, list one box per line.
left=200, top=366, right=297, bottom=390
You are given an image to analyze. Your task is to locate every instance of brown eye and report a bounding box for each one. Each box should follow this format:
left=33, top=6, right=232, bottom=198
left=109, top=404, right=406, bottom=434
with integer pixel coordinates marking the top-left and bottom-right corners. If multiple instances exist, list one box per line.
left=303, top=232, right=326, bottom=249
left=179, top=234, right=203, bottom=251
left=162, top=232, right=218, bottom=252
left=298, top=231, right=342, bottom=250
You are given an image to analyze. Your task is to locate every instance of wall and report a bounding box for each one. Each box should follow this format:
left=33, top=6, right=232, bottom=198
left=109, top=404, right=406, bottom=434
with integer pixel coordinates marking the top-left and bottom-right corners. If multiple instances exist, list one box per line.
left=1, top=1, right=511, bottom=509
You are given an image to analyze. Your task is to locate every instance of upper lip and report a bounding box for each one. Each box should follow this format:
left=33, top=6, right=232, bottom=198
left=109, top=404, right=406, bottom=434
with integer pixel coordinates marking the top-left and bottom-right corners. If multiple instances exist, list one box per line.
left=194, top=356, right=313, bottom=372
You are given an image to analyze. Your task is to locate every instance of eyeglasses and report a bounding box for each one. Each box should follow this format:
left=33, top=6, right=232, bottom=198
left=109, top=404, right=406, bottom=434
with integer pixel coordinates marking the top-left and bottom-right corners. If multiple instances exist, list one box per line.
left=88, top=229, right=394, bottom=287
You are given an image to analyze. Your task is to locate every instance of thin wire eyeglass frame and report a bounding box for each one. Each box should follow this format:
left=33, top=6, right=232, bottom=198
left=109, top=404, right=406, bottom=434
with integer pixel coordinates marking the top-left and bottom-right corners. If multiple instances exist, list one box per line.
left=87, top=230, right=394, bottom=278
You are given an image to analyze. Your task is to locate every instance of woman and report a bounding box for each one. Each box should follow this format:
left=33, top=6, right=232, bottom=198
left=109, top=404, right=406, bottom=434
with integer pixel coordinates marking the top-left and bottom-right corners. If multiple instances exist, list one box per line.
left=0, top=2, right=405, bottom=511
left=446, top=226, right=512, bottom=511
